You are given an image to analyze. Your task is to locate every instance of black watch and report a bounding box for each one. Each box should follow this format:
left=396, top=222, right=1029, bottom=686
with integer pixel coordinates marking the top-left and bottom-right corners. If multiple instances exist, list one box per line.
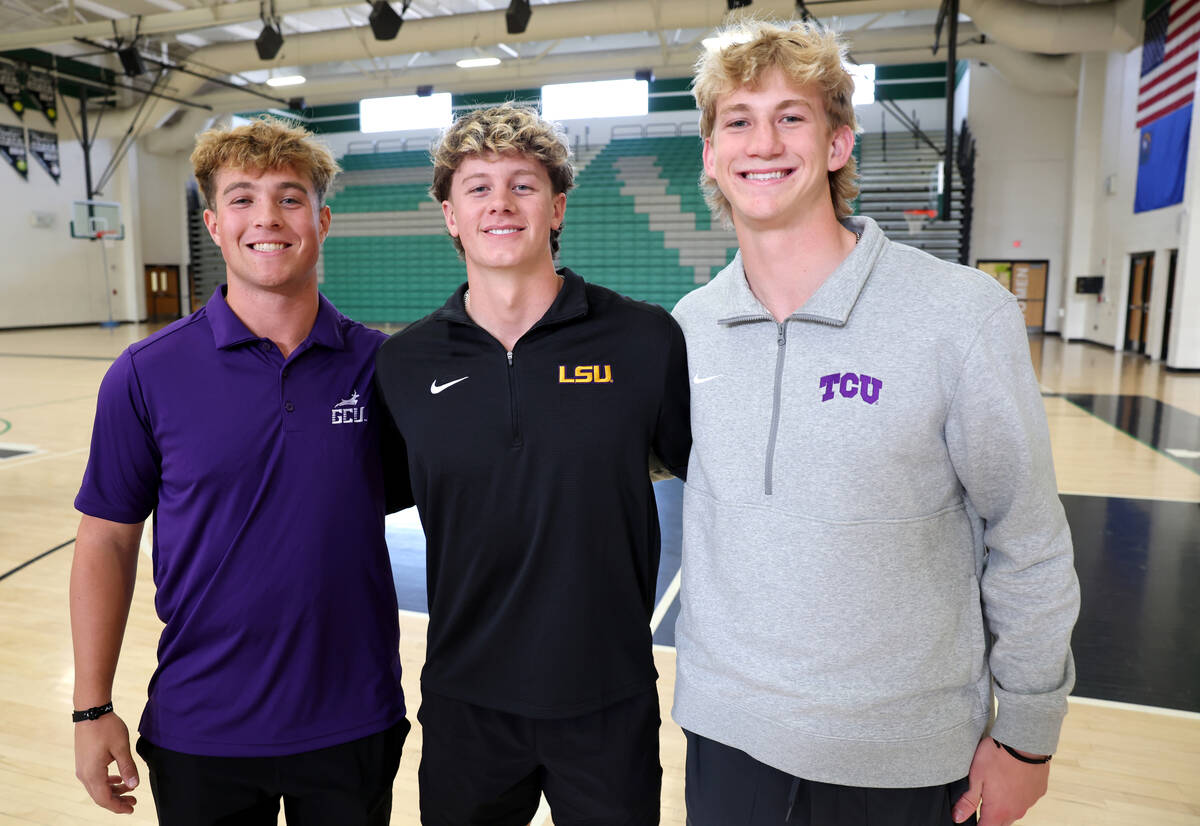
left=72, top=702, right=114, bottom=723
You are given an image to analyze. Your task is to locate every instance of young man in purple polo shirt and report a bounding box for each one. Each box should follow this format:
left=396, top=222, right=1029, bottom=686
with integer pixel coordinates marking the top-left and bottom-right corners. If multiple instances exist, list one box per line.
left=71, top=117, right=408, bottom=823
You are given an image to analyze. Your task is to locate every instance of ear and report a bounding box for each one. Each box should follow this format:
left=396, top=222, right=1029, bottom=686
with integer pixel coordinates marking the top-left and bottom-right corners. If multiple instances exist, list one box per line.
left=203, top=208, right=219, bottom=245
left=827, top=124, right=855, bottom=172
left=318, top=204, right=332, bottom=242
left=441, top=199, right=459, bottom=238
left=702, top=136, right=717, bottom=180
left=551, top=191, right=566, bottom=229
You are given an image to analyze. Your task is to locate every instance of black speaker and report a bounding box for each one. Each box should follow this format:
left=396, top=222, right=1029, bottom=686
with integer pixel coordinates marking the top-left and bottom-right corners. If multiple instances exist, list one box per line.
left=287, top=96, right=306, bottom=111
left=368, top=1, right=403, bottom=41
left=635, top=68, right=654, bottom=83
left=416, top=84, right=433, bottom=97
left=727, top=0, right=752, bottom=7
left=117, top=46, right=147, bottom=76
left=255, top=23, right=284, bottom=61
left=505, top=0, right=531, bottom=35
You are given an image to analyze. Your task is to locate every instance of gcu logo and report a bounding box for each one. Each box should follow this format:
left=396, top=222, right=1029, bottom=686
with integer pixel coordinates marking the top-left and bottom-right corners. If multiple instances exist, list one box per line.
left=819, top=372, right=882, bottom=405
left=331, top=389, right=368, bottom=424
left=558, top=365, right=613, bottom=384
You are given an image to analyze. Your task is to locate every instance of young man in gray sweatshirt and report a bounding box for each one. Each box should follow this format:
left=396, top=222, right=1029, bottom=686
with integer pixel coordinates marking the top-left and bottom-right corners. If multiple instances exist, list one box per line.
left=671, top=20, right=1080, bottom=826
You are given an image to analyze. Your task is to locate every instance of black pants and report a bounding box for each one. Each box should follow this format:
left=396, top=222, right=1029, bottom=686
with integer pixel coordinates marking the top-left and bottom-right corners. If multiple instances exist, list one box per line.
left=135, top=718, right=409, bottom=826
left=684, top=730, right=976, bottom=826
left=418, top=690, right=661, bottom=826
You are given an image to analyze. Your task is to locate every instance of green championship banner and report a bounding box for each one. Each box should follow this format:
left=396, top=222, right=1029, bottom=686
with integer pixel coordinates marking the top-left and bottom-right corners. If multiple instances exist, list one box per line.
left=0, top=123, right=28, bottom=179
left=24, top=70, right=56, bottom=125
left=0, top=64, right=26, bottom=118
left=28, top=128, right=59, bottom=183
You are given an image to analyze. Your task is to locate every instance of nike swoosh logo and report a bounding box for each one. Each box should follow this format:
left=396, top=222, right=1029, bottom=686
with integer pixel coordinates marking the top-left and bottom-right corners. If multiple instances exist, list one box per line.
left=430, top=376, right=469, bottom=395
left=692, top=374, right=722, bottom=385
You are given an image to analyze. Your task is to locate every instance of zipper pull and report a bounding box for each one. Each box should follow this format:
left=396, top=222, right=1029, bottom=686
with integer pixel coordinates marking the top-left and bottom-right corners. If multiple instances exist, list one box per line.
left=507, top=351, right=514, bottom=366
left=777, top=322, right=786, bottom=347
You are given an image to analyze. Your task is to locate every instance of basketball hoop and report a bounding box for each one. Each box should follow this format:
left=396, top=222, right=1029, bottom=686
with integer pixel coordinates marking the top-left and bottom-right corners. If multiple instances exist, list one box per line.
left=903, top=209, right=937, bottom=233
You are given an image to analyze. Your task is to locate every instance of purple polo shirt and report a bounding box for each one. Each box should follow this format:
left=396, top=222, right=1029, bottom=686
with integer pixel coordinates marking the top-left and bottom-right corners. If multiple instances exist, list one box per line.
left=75, top=286, right=404, bottom=757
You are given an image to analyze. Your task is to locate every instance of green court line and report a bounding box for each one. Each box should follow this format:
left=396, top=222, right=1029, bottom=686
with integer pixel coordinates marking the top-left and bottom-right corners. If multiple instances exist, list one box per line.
left=0, top=418, right=9, bottom=437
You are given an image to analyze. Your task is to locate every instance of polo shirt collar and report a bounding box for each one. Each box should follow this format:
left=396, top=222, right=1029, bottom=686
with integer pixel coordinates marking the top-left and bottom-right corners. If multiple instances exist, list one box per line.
left=433, top=267, right=589, bottom=328
left=206, top=285, right=346, bottom=351
left=718, top=215, right=885, bottom=328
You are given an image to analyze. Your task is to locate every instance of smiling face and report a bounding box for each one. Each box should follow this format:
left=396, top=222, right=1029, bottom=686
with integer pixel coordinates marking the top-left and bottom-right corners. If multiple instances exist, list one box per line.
left=202, top=164, right=330, bottom=298
left=703, top=69, right=854, bottom=233
left=441, top=151, right=566, bottom=278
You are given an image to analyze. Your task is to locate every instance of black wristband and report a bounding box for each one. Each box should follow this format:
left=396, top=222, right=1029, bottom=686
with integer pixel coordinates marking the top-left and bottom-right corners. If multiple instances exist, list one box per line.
left=72, top=702, right=114, bottom=723
left=993, top=738, right=1051, bottom=764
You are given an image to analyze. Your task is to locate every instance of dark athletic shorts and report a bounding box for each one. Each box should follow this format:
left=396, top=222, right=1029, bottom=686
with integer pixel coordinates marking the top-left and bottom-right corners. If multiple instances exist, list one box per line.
left=135, top=717, right=409, bottom=826
left=418, top=689, right=661, bottom=826
left=684, top=730, right=976, bottom=826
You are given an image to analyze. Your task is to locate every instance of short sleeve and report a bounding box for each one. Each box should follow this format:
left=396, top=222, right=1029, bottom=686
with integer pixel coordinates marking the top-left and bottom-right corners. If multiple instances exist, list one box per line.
left=652, top=313, right=692, bottom=481
left=74, top=350, right=161, bottom=524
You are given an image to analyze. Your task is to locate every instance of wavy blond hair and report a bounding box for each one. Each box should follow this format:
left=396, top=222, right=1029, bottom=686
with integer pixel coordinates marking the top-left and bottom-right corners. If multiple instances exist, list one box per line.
left=191, top=116, right=340, bottom=209
left=693, top=19, right=860, bottom=224
left=431, top=103, right=575, bottom=257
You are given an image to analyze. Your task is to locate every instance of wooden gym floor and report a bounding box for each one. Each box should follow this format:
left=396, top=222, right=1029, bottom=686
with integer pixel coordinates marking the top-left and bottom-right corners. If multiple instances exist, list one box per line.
left=1, top=325, right=1198, bottom=825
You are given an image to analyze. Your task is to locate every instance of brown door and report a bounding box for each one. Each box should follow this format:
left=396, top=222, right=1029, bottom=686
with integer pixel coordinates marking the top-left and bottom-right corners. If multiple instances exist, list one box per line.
left=1012, top=262, right=1047, bottom=331
left=1125, top=254, right=1153, bottom=354
left=145, top=265, right=181, bottom=323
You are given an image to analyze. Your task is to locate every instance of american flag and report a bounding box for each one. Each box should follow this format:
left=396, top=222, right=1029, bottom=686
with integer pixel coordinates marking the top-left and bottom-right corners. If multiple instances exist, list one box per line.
left=1137, top=0, right=1200, bottom=129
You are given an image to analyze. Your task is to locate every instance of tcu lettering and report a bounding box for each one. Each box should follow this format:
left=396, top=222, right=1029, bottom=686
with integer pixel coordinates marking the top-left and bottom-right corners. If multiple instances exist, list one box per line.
left=331, top=408, right=368, bottom=424
left=819, top=372, right=882, bottom=405
left=558, top=365, right=613, bottom=384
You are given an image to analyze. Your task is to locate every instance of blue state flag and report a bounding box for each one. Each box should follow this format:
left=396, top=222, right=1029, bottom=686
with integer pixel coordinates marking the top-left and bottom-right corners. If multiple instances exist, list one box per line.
left=1135, top=102, right=1191, bottom=213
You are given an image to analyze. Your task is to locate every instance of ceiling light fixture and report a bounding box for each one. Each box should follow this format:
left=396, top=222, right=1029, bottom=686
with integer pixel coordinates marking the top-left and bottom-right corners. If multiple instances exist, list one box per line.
left=456, top=57, right=501, bottom=68
left=369, top=0, right=408, bottom=41
left=505, top=0, right=531, bottom=35
left=255, top=2, right=284, bottom=61
left=266, top=74, right=306, bottom=86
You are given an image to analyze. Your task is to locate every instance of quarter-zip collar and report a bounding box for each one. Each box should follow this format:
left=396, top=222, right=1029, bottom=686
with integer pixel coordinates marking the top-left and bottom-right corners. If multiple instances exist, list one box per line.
left=432, top=267, right=590, bottom=331
left=717, top=216, right=885, bottom=327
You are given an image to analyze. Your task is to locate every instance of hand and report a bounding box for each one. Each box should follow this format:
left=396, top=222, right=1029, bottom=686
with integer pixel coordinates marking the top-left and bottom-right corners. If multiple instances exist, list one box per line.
left=952, top=737, right=1050, bottom=826
left=74, top=712, right=140, bottom=813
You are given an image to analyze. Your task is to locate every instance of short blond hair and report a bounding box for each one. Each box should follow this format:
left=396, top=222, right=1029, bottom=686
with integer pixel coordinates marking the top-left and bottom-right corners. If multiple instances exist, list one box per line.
left=191, top=116, right=340, bottom=209
left=693, top=19, right=860, bottom=223
left=431, top=103, right=574, bottom=257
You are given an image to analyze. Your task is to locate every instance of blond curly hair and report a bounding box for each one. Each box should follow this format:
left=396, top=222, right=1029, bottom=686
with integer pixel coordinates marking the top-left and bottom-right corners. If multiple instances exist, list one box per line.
left=693, top=19, right=860, bottom=224
left=191, top=116, right=340, bottom=209
left=431, top=103, right=575, bottom=257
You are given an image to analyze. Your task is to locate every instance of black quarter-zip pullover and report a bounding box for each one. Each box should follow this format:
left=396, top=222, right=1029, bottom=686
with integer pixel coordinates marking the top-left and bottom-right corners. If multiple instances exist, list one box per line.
left=375, top=269, right=691, bottom=718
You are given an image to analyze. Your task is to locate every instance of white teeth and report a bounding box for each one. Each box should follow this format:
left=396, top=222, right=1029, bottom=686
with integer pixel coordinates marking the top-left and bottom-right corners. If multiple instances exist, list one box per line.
left=487, top=228, right=520, bottom=235
left=251, top=242, right=287, bottom=251
left=744, top=171, right=788, bottom=181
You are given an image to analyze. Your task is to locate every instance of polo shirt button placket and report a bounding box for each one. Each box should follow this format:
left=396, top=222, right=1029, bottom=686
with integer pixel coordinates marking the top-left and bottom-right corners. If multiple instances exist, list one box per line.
left=284, top=401, right=295, bottom=412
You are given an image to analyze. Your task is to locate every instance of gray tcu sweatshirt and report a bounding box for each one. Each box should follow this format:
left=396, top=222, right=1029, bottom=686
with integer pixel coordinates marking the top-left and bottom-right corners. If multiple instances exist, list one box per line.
left=671, top=216, right=1080, bottom=788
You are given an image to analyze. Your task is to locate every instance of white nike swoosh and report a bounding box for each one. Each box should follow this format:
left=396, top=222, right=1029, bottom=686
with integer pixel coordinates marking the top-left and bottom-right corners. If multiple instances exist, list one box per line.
left=692, top=374, right=722, bottom=385
left=430, top=376, right=469, bottom=395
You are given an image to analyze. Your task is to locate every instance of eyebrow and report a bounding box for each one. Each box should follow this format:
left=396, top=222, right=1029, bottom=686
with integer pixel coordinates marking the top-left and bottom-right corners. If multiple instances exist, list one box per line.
left=459, top=168, right=541, bottom=184
left=221, top=180, right=310, bottom=197
left=719, top=98, right=815, bottom=115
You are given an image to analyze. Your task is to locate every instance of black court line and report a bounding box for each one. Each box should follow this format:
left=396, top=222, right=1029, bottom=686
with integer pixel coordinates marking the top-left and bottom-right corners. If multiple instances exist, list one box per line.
left=0, top=538, right=76, bottom=583
left=1044, top=393, right=1200, bottom=475
left=0, top=352, right=117, bottom=362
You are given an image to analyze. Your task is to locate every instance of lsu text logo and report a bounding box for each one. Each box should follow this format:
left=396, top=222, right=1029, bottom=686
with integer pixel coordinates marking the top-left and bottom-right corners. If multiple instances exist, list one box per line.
left=558, top=364, right=613, bottom=384
left=331, top=389, right=368, bottom=424
left=819, top=372, right=882, bottom=405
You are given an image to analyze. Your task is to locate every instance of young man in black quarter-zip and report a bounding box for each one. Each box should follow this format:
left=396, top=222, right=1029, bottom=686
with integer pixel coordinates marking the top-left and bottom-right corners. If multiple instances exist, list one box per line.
left=374, top=103, right=691, bottom=826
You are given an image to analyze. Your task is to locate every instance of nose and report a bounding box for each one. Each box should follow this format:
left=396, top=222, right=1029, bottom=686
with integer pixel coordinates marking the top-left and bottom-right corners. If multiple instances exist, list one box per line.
left=253, top=201, right=284, bottom=228
left=487, top=187, right=516, bottom=213
left=747, top=121, right=784, bottom=158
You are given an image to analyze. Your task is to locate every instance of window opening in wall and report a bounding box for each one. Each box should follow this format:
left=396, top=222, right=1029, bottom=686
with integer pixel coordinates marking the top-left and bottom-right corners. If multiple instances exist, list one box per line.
left=359, top=93, right=453, bottom=133
left=541, top=79, right=648, bottom=121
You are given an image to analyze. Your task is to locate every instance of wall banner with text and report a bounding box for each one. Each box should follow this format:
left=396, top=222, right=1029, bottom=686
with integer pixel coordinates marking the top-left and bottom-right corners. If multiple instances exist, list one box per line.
left=24, top=70, right=57, bottom=125
left=0, top=124, right=29, bottom=179
left=0, top=64, right=26, bottom=118
left=28, top=128, right=59, bottom=183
